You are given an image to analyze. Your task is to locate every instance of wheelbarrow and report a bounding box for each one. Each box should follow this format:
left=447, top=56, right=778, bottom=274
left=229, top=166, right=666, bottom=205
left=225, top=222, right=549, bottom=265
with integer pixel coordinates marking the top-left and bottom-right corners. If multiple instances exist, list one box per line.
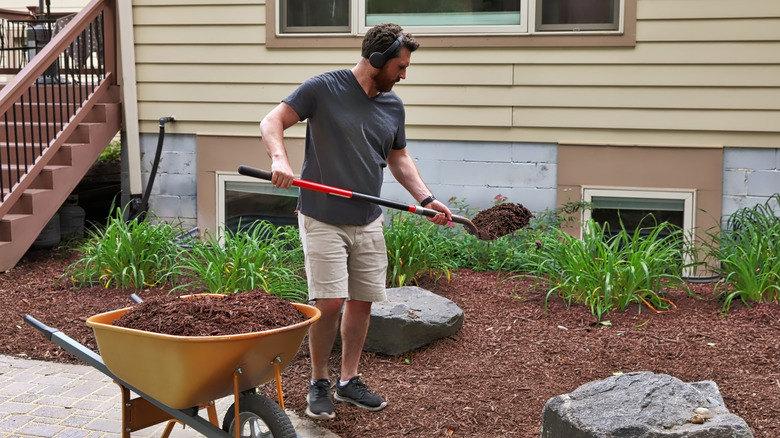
left=24, top=294, right=320, bottom=438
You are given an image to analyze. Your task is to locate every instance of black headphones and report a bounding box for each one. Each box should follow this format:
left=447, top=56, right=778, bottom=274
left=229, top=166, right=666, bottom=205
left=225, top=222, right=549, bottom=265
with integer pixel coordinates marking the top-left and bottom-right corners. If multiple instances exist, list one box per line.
left=369, top=35, right=404, bottom=69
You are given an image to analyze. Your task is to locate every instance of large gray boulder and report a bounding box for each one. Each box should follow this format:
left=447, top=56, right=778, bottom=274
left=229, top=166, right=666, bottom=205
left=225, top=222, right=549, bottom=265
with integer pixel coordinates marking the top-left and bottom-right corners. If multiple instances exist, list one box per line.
left=541, top=371, right=753, bottom=438
left=363, top=286, right=464, bottom=356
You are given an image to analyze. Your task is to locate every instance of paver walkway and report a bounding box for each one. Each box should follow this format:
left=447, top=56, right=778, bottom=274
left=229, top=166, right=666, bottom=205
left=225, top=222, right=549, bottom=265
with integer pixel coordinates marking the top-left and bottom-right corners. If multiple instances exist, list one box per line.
left=0, top=355, right=337, bottom=438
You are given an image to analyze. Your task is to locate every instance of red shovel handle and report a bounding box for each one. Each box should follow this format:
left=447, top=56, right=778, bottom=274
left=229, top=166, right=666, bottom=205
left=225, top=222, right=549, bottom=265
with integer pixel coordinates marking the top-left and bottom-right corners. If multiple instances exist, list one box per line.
left=237, top=166, right=353, bottom=198
left=237, top=165, right=485, bottom=238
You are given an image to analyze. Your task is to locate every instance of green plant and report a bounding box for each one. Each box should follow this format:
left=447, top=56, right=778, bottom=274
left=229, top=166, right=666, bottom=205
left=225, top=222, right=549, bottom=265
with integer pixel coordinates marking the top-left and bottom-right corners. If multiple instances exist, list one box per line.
left=526, top=218, right=690, bottom=320
left=384, top=212, right=458, bottom=287
left=704, top=194, right=780, bottom=312
left=177, top=221, right=308, bottom=302
left=65, top=207, right=187, bottom=289
left=530, top=200, right=593, bottom=230
left=97, top=140, right=121, bottom=164
left=446, top=196, right=480, bottom=219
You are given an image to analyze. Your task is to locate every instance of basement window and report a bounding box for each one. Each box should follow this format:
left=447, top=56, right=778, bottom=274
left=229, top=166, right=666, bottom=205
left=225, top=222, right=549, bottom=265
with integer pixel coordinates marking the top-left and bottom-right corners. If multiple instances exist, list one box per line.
left=216, top=173, right=299, bottom=235
left=582, top=187, right=696, bottom=273
left=582, top=187, right=695, bottom=236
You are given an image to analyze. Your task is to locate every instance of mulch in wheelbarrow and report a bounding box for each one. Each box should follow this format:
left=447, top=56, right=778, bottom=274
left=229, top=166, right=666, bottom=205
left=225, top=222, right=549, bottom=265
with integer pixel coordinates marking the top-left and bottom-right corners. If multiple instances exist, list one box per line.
left=471, top=202, right=534, bottom=240
left=114, top=290, right=305, bottom=336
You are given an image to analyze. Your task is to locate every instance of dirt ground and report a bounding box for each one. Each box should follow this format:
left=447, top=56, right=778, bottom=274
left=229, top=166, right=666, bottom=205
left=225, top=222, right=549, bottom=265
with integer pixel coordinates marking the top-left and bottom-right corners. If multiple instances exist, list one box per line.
left=2, top=248, right=779, bottom=437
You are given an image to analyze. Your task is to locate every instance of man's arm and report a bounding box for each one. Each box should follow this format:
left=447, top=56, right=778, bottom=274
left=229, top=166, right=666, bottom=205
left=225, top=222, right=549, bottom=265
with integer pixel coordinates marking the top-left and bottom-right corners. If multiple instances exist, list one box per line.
left=387, top=148, right=451, bottom=225
left=259, top=102, right=301, bottom=188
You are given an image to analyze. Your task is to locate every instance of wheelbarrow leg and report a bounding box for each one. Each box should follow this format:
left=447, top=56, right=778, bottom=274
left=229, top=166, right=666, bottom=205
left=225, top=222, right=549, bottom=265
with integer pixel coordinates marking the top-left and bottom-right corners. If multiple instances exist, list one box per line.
left=273, top=356, right=286, bottom=410
left=119, top=384, right=221, bottom=437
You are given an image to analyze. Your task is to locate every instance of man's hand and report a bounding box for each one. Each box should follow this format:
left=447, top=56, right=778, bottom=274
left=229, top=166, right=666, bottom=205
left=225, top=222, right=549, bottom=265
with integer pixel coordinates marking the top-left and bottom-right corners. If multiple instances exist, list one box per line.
left=425, top=199, right=452, bottom=226
left=270, top=161, right=295, bottom=189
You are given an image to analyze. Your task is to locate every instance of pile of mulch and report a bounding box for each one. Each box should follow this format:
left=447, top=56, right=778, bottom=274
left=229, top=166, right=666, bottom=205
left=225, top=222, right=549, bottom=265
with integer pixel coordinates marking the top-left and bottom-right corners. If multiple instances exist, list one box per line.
left=114, top=290, right=306, bottom=336
left=472, top=202, right=534, bottom=239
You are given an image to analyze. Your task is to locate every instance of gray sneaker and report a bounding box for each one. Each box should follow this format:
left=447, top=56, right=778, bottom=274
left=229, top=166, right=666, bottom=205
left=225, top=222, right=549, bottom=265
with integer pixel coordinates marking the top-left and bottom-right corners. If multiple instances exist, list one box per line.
left=306, top=379, right=335, bottom=420
left=334, top=376, right=387, bottom=411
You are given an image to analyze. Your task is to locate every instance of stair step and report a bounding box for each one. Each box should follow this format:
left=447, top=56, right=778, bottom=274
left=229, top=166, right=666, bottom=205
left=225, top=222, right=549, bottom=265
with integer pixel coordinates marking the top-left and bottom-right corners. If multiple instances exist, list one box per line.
left=2, top=102, right=116, bottom=142
left=0, top=143, right=74, bottom=166
left=0, top=213, right=31, bottom=242
left=6, top=189, right=50, bottom=216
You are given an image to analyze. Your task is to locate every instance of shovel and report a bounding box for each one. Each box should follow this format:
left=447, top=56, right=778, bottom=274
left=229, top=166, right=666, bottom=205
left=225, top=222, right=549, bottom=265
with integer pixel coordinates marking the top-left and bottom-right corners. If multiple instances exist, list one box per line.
left=238, top=165, right=490, bottom=240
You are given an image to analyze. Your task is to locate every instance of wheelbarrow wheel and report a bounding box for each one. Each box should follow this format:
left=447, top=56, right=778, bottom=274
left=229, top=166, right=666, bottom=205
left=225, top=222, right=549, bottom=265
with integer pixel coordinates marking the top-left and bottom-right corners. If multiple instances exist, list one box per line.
left=222, top=393, right=297, bottom=438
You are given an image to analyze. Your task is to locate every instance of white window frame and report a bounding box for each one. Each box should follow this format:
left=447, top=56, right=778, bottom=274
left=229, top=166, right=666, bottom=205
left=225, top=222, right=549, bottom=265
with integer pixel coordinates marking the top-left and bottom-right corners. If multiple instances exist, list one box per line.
left=358, top=1, right=529, bottom=35
left=534, top=0, right=622, bottom=33
left=581, top=186, right=697, bottom=276
left=277, top=0, right=624, bottom=37
left=216, top=172, right=299, bottom=241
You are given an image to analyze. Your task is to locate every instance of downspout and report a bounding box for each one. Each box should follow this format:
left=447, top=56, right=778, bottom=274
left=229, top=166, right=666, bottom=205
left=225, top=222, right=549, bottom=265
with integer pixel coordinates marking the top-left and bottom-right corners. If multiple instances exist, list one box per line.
left=117, top=0, right=142, bottom=198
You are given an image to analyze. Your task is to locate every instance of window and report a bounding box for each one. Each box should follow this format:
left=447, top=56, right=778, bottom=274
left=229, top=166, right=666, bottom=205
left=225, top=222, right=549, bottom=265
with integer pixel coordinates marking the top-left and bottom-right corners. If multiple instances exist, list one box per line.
left=582, top=187, right=696, bottom=275
left=277, top=0, right=622, bottom=35
left=216, top=173, right=299, bottom=235
left=536, top=0, right=620, bottom=32
left=281, top=0, right=350, bottom=33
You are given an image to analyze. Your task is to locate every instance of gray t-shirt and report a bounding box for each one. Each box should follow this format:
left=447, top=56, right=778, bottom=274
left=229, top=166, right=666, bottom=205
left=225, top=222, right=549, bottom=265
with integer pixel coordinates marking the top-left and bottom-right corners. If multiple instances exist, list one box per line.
left=283, top=69, right=406, bottom=225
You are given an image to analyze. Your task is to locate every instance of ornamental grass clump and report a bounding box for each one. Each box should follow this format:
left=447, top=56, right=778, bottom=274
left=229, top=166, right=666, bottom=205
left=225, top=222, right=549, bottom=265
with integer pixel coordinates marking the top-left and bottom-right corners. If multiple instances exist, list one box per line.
left=528, top=218, right=691, bottom=320
left=384, top=212, right=458, bottom=287
left=177, top=221, right=308, bottom=303
left=705, top=194, right=780, bottom=313
left=65, top=207, right=187, bottom=289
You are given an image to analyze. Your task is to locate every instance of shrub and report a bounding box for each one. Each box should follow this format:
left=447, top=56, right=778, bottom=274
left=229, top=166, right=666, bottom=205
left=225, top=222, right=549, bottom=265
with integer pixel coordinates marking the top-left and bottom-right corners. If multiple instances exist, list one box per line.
left=705, top=194, right=780, bottom=312
left=65, top=207, right=187, bottom=289
left=525, top=218, right=691, bottom=320
left=177, top=221, right=308, bottom=302
left=384, top=212, right=459, bottom=287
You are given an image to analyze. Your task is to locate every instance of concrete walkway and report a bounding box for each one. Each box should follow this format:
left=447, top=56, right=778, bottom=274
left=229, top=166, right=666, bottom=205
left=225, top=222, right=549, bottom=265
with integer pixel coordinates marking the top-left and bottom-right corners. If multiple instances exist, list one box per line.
left=0, top=355, right=338, bottom=438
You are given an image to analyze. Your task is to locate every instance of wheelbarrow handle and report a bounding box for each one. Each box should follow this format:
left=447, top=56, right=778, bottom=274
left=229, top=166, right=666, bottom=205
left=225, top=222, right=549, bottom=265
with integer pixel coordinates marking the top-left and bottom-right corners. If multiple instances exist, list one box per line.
left=237, top=165, right=475, bottom=227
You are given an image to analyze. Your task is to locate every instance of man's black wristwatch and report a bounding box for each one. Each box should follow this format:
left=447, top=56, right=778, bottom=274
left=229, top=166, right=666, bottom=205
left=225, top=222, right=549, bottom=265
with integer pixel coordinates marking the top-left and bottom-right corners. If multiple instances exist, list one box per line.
left=420, top=195, right=436, bottom=207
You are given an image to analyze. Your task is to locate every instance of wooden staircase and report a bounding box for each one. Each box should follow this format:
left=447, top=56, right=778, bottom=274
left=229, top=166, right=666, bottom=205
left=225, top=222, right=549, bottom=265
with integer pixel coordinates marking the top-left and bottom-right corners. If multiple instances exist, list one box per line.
left=0, top=0, right=119, bottom=272
left=0, top=85, right=121, bottom=271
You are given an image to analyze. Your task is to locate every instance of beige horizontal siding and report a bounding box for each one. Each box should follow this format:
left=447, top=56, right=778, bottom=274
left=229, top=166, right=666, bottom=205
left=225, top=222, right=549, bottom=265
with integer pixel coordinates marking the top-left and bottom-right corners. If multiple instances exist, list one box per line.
left=130, top=0, right=780, bottom=148
left=510, top=65, right=780, bottom=87
left=638, top=0, right=780, bottom=20
left=133, top=42, right=780, bottom=65
left=141, top=81, right=780, bottom=112
left=638, top=18, right=780, bottom=42
left=134, top=25, right=265, bottom=45
left=133, top=4, right=264, bottom=25
left=512, top=107, right=780, bottom=132
left=134, top=0, right=260, bottom=6
left=397, top=86, right=780, bottom=111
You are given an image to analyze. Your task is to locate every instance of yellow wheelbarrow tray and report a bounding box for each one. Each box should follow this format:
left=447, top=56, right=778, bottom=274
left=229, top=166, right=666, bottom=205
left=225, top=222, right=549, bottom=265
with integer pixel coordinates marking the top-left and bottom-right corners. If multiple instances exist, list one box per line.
left=25, top=295, right=320, bottom=438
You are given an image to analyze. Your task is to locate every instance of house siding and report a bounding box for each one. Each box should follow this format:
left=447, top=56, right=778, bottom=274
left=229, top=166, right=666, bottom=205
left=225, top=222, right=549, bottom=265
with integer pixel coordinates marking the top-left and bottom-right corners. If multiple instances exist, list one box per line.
left=123, top=0, right=780, bottom=230
left=3, top=1, right=86, bottom=13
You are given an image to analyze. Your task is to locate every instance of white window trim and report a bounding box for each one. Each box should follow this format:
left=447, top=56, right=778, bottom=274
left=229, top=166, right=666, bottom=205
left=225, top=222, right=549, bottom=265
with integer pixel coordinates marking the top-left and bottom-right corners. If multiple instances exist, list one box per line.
left=581, top=186, right=697, bottom=277
left=215, top=172, right=299, bottom=243
left=278, top=0, right=624, bottom=37
left=358, top=1, right=530, bottom=35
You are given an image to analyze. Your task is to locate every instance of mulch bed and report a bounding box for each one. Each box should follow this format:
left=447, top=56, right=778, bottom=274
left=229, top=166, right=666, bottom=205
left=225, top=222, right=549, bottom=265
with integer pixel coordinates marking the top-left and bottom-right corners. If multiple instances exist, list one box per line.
left=2, top=249, right=780, bottom=437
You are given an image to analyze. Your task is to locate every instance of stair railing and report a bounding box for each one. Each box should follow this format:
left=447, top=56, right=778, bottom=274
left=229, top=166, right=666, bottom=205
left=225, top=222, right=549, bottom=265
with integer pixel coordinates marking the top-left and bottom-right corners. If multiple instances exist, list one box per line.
left=0, top=0, right=116, bottom=213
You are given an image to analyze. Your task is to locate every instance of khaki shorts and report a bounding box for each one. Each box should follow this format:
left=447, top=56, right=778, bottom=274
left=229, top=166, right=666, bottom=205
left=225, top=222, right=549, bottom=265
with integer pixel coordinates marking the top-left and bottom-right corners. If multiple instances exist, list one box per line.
left=298, top=213, right=388, bottom=302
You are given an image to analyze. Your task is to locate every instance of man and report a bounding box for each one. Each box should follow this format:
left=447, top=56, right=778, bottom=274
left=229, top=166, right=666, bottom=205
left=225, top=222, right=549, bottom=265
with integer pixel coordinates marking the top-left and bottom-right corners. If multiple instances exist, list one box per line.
left=259, top=23, right=452, bottom=420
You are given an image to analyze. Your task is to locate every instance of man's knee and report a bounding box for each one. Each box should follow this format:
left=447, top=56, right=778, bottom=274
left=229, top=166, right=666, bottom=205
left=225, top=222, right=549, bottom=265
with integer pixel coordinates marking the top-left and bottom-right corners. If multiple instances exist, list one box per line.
left=315, top=298, right=345, bottom=318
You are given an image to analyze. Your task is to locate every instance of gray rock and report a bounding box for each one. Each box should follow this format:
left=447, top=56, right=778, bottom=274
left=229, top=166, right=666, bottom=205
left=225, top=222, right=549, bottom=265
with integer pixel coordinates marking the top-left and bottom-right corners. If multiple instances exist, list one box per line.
left=541, top=371, right=754, bottom=438
left=363, top=286, right=464, bottom=356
